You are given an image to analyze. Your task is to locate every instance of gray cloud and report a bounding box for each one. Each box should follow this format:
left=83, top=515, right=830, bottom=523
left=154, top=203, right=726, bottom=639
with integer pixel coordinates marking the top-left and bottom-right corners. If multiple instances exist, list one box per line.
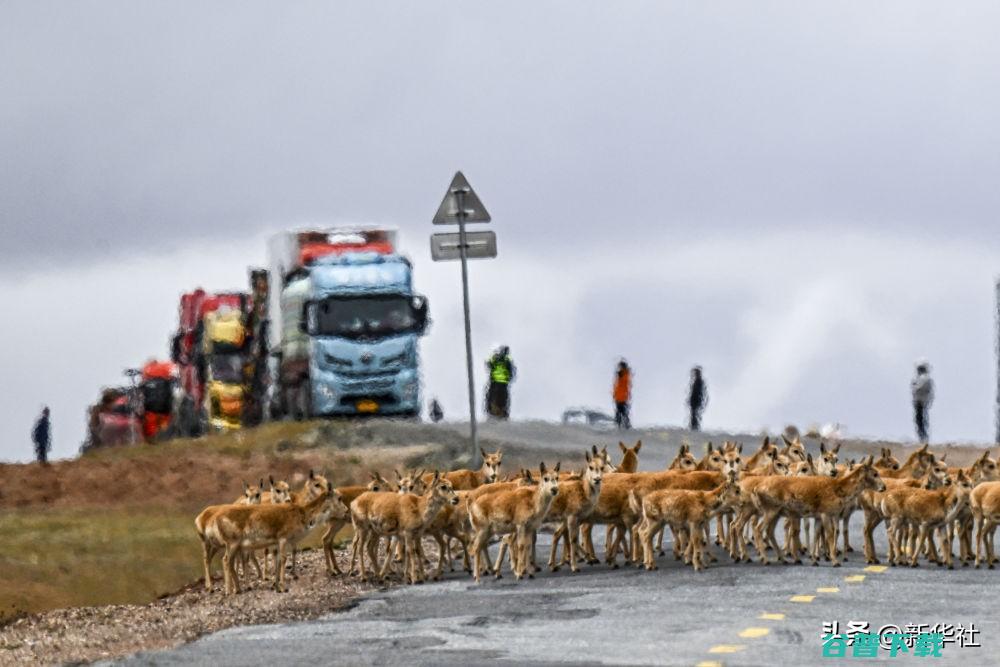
left=3, top=1, right=1000, bottom=271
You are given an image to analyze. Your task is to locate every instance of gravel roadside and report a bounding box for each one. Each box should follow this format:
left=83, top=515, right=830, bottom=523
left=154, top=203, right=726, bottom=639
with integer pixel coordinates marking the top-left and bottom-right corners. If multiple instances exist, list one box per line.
left=0, top=548, right=375, bottom=666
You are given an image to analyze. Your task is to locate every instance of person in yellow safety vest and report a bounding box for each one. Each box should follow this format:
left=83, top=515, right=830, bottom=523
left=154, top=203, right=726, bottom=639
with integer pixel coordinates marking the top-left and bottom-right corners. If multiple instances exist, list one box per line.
left=485, top=345, right=516, bottom=419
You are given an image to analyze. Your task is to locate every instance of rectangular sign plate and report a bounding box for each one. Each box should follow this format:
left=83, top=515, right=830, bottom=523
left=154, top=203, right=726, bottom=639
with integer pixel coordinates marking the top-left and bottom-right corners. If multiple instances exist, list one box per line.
left=430, top=231, right=497, bottom=261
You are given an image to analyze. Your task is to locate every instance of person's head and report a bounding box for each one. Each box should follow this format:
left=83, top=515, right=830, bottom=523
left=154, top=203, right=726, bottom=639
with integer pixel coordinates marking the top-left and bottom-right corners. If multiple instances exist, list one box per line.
left=42, top=406, right=50, bottom=417
left=617, top=359, right=628, bottom=372
left=500, top=345, right=510, bottom=357
left=692, top=365, right=702, bottom=378
left=916, top=360, right=930, bottom=375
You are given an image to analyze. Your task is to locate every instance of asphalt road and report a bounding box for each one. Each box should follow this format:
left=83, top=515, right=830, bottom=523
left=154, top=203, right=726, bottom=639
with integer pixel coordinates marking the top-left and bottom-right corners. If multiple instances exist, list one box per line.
left=115, top=424, right=1000, bottom=666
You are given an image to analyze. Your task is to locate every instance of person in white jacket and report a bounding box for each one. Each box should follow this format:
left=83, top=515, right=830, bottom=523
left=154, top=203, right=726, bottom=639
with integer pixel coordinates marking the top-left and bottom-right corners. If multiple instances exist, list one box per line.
left=911, top=361, right=934, bottom=443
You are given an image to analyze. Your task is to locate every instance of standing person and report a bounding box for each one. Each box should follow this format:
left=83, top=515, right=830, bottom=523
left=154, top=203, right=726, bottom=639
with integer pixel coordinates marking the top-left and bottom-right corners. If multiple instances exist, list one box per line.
left=613, top=359, right=632, bottom=430
left=485, top=345, right=516, bottom=419
left=32, top=407, right=51, bottom=464
left=428, top=398, right=444, bottom=423
left=687, top=366, right=708, bottom=431
left=911, top=361, right=934, bottom=443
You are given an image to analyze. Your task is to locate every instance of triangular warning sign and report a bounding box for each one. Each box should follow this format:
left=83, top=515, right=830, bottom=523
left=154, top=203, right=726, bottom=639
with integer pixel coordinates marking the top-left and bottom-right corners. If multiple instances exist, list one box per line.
left=432, top=171, right=491, bottom=225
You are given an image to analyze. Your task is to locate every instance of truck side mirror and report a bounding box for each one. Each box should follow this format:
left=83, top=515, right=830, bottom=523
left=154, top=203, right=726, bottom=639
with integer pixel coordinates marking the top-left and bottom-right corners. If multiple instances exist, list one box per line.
left=301, top=301, right=318, bottom=335
left=412, top=295, right=429, bottom=333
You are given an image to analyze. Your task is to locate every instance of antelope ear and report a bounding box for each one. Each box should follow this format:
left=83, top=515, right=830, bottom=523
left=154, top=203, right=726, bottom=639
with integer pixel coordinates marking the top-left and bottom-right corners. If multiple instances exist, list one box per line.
left=539, top=461, right=547, bottom=475
left=269, top=475, right=276, bottom=487
left=243, top=481, right=249, bottom=492
left=940, top=453, right=948, bottom=462
left=706, top=442, right=714, bottom=453
left=807, top=452, right=814, bottom=463
left=592, top=445, right=599, bottom=456
left=433, top=470, right=441, bottom=483
left=864, top=455, right=874, bottom=466
left=309, top=469, right=316, bottom=480
left=781, top=435, right=793, bottom=447
left=634, top=440, right=642, bottom=452
left=585, top=451, right=592, bottom=463
left=480, top=447, right=488, bottom=458
left=833, top=443, right=841, bottom=454
left=737, top=443, right=743, bottom=454
left=763, top=435, right=770, bottom=446
left=619, top=442, right=627, bottom=453
left=820, top=442, right=826, bottom=454
left=394, top=469, right=402, bottom=480
left=495, top=450, right=503, bottom=461
left=554, top=461, right=562, bottom=473
left=258, top=478, right=264, bottom=489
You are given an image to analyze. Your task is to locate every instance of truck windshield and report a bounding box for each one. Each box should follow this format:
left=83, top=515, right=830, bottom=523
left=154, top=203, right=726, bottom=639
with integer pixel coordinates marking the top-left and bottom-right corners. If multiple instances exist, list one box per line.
left=209, top=354, right=244, bottom=384
left=313, top=295, right=417, bottom=338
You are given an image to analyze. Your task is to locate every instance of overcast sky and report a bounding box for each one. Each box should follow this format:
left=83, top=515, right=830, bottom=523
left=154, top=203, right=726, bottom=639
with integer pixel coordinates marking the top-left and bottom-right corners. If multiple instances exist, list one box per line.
left=3, top=1, right=1000, bottom=461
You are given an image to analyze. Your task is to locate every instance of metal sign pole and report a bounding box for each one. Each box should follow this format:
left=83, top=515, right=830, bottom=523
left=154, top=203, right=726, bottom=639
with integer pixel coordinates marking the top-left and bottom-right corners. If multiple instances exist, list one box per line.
left=456, top=187, right=479, bottom=462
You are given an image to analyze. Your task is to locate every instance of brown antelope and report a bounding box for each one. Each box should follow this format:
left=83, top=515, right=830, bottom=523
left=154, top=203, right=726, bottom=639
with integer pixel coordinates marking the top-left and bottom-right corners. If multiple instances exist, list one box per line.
left=633, top=471, right=742, bottom=571
left=668, top=443, right=698, bottom=471
left=206, top=480, right=348, bottom=594
left=229, top=479, right=267, bottom=578
left=750, top=456, right=885, bottom=566
left=881, top=469, right=973, bottom=568
left=779, top=435, right=808, bottom=463
left=468, top=462, right=561, bottom=582
left=546, top=452, right=605, bottom=572
left=260, top=477, right=293, bottom=579
left=260, top=476, right=292, bottom=504
left=860, top=444, right=934, bottom=564
left=425, top=449, right=503, bottom=490
left=323, top=472, right=390, bottom=576
left=741, top=436, right=777, bottom=472
left=948, top=451, right=999, bottom=565
left=195, top=483, right=264, bottom=592
left=617, top=440, right=642, bottom=473
left=972, top=480, right=1000, bottom=568
left=874, top=447, right=902, bottom=473
left=351, top=471, right=459, bottom=583
left=726, top=451, right=792, bottom=562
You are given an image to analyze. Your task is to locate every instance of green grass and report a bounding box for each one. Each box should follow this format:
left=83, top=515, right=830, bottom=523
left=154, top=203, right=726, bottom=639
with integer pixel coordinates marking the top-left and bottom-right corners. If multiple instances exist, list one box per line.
left=0, top=508, right=199, bottom=622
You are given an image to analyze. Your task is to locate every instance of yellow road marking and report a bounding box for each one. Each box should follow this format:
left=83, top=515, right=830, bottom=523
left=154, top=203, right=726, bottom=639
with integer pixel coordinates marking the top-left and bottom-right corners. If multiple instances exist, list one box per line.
left=790, top=595, right=815, bottom=602
left=738, top=627, right=770, bottom=638
left=864, top=565, right=888, bottom=573
left=696, top=662, right=723, bottom=667
left=709, top=644, right=746, bottom=654
left=817, top=587, right=840, bottom=593
left=844, top=575, right=865, bottom=583
left=759, top=612, right=786, bottom=620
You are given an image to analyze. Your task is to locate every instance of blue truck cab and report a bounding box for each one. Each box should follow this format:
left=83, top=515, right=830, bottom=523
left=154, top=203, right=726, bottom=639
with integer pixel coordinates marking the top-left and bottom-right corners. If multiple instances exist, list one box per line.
left=268, top=228, right=429, bottom=418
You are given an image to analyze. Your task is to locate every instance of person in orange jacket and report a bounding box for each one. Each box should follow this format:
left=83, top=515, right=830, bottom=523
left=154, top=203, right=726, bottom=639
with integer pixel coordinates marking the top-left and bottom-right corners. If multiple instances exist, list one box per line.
left=613, top=360, right=632, bottom=430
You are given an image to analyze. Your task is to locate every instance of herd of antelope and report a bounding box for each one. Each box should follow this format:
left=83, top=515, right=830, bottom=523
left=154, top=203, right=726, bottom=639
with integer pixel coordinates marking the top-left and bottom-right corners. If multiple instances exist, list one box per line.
left=194, top=436, right=1000, bottom=595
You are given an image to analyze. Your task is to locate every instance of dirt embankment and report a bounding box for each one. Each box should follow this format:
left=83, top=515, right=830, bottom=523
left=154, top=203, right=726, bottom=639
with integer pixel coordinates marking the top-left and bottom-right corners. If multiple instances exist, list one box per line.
left=0, top=420, right=482, bottom=512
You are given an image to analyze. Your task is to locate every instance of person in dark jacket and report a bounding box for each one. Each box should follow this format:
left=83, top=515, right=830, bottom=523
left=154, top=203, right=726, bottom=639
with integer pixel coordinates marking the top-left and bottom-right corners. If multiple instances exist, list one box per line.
left=429, top=398, right=444, bottom=423
left=911, top=361, right=934, bottom=443
left=688, top=366, right=708, bottom=431
left=32, top=407, right=51, bottom=464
